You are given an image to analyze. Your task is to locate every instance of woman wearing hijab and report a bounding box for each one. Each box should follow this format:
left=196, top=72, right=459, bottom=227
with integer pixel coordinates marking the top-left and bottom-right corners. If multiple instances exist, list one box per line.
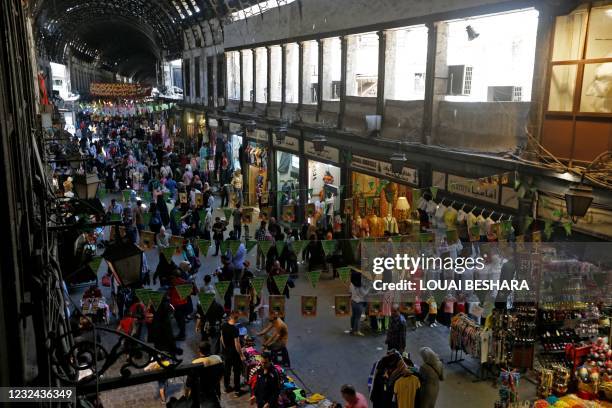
left=156, top=194, right=170, bottom=227
left=418, top=347, right=444, bottom=408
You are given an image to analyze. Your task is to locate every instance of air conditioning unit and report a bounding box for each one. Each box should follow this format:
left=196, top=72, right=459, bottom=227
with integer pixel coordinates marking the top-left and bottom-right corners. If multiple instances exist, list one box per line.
left=487, top=86, right=523, bottom=102
left=447, top=65, right=473, bottom=95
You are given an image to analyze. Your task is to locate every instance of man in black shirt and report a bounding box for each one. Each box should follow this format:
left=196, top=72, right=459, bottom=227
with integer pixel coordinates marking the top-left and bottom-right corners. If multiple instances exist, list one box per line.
left=252, top=351, right=281, bottom=408
left=220, top=311, right=244, bottom=396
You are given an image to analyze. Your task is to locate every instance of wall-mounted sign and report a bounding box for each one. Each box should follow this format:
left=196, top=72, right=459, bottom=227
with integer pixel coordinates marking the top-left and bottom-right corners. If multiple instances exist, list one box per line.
left=437, top=173, right=499, bottom=204
left=351, top=154, right=419, bottom=186
left=304, top=141, right=340, bottom=164
left=272, top=135, right=299, bottom=152
left=500, top=186, right=519, bottom=210
left=229, top=122, right=242, bottom=133
left=432, top=171, right=446, bottom=188
left=249, top=129, right=269, bottom=144
left=208, top=118, right=218, bottom=128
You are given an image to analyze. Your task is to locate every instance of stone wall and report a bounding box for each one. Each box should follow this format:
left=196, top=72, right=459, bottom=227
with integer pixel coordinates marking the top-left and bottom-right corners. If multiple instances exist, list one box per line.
left=382, top=100, right=424, bottom=142
left=343, top=96, right=376, bottom=136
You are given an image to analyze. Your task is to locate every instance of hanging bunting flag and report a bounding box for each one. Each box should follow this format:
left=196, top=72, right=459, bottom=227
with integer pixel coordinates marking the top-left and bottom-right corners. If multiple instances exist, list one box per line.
left=197, top=240, right=211, bottom=255
left=276, top=241, right=285, bottom=255
left=142, top=212, right=152, bottom=226
left=301, top=296, right=317, bottom=317
left=198, top=209, right=207, bottom=222
left=258, top=240, right=273, bottom=255
left=140, top=230, right=155, bottom=250
left=89, top=257, right=104, bottom=273
left=135, top=289, right=152, bottom=306
left=161, top=246, right=176, bottom=261
left=122, top=190, right=131, bottom=202
left=282, top=205, right=295, bottom=222
left=173, top=211, right=182, bottom=226
left=368, top=298, right=384, bottom=317
left=349, top=239, right=361, bottom=258
left=251, top=277, right=266, bottom=294
left=523, top=216, right=534, bottom=232
left=321, top=240, right=337, bottom=256
left=170, top=236, right=184, bottom=255
left=305, top=203, right=316, bottom=218
left=163, top=192, right=171, bottom=201
left=335, top=295, right=351, bottom=317
left=375, top=183, right=384, bottom=195
left=229, top=240, right=242, bottom=256
left=273, top=274, right=290, bottom=292
left=97, top=187, right=107, bottom=199
left=179, top=192, right=188, bottom=204
left=176, top=284, right=194, bottom=300
left=246, top=240, right=258, bottom=254
left=198, top=292, right=216, bottom=314
left=366, top=197, right=374, bottom=208
left=110, top=213, right=122, bottom=222
left=219, top=240, right=229, bottom=255
left=307, top=188, right=313, bottom=196
left=544, top=220, right=554, bottom=240
left=368, top=181, right=376, bottom=191
left=223, top=208, right=233, bottom=221
left=562, top=221, right=572, bottom=236
left=149, top=291, right=165, bottom=311
left=337, top=267, right=351, bottom=284
left=292, top=240, right=309, bottom=255
left=307, top=270, right=321, bottom=289
left=391, top=235, right=402, bottom=243
left=430, top=186, right=438, bottom=200
left=419, top=232, right=434, bottom=243
left=143, top=191, right=152, bottom=202
left=215, top=281, right=231, bottom=298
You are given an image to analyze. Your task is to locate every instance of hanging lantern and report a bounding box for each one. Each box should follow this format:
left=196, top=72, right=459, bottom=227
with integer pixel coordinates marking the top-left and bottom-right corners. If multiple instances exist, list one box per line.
left=103, top=241, right=144, bottom=287
left=389, top=153, right=407, bottom=175
left=73, top=173, right=101, bottom=200
left=312, top=134, right=327, bottom=152
left=245, top=120, right=257, bottom=132
left=564, top=184, right=593, bottom=222
left=275, top=126, right=287, bottom=144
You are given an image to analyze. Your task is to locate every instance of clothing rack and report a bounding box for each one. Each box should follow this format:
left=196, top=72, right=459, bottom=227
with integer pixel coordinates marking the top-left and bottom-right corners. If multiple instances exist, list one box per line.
left=448, top=313, right=495, bottom=382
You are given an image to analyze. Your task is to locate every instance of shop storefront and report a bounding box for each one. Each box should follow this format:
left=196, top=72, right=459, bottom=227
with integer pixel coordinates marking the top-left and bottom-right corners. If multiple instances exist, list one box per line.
left=244, top=128, right=270, bottom=207
left=349, top=154, right=419, bottom=238
left=274, top=134, right=300, bottom=223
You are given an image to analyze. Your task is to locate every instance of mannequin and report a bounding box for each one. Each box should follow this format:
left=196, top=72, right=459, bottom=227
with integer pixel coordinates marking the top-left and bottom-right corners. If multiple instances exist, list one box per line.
left=353, top=214, right=370, bottom=237
left=325, top=193, right=336, bottom=227
left=367, top=212, right=382, bottom=238
left=383, top=208, right=399, bottom=235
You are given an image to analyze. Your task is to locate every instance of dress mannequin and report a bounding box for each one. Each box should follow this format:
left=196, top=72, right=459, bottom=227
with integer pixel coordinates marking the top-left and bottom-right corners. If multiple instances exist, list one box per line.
left=383, top=208, right=399, bottom=235
left=367, top=213, right=383, bottom=237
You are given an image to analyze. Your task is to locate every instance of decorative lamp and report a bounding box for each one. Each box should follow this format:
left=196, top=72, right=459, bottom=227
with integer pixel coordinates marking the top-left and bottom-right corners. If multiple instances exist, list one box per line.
left=312, top=135, right=327, bottom=152
left=390, top=153, right=407, bottom=175
left=103, top=241, right=144, bottom=287
left=565, top=184, right=593, bottom=223
left=395, top=196, right=410, bottom=220
left=275, top=126, right=288, bottom=144
left=466, top=25, right=480, bottom=41
left=74, top=173, right=101, bottom=200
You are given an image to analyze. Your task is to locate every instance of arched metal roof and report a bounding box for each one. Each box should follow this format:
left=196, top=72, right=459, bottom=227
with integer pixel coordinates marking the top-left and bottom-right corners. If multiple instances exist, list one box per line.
left=32, top=0, right=261, bottom=83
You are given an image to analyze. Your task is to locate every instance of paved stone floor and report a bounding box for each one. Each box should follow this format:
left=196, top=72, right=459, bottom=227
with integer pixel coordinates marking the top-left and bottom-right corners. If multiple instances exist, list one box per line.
left=73, top=194, right=536, bottom=407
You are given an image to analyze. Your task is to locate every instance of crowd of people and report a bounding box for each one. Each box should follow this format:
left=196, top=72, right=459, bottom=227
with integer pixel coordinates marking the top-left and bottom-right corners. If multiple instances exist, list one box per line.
left=67, top=115, right=445, bottom=407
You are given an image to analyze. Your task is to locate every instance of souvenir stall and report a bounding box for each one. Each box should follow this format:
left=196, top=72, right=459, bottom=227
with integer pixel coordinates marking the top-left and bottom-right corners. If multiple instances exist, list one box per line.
left=245, top=128, right=270, bottom=207
left=348, top=154, right=419, bottom=238
left=273, top=130, right=301, bottom=225
left=306, top=159, right=341, bottom=232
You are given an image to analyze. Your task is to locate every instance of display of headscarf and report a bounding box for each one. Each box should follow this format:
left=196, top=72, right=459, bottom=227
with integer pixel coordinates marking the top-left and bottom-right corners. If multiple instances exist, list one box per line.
left=450, top=313, right=481, bottom=357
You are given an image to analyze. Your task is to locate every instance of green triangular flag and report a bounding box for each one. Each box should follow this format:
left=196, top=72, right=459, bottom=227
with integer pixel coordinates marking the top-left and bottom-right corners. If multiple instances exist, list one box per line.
left=321, top=240, right=337, bottom=256
left=161, top=246, right=176, bottom=261
left=142, top=212, right=152, bottom=226
left=97, top=187, right=107, bottom=199
left=198, top=292, right=216, bottom=314
left=366, top=197, right=374, bottom=207
left=176, top=284, right=193, bottom=300
left=258, top=240, right=273, bottom=255
left=223, top=208, right=233, bottom=221
left=215, top=281, right=231, bottom=298
left=368, top=181, right=376, bottom=190
left=276, top=241, right=285, bottom=255
left=544, top=219, right=554, bottom=240
left=349, top=239, right=361, bottom=257
left=562, top=221, right=572, bottom=236
left=163, top=192, right=170, bottom=201
left=246, top=240, right=258, bottom=254
left=89, top=257, right=104, bottom=273
left=430, top=186, right=438, bottom=200
left=135, top=289, right=152, bottom=306
left=173, top=210, right=182, bottom=225
left=198, top=209, right=206, bottom=222
left=273, top=274, right=289, bottom=292
left=251, top=277, right=266, bottom=294
left=110, top=213, right=122, bottom=222
left=149, top=291, right=165, bottom=311
left=229, top=240, right=241, bottom=256
left=307, top=270, right=321, bottom=288
left=122, top=190, right=131, bottom=202
left=337, top=267, right=351, bottom=284
left=292, top=240, right=308, bottom=255
left=197, top=240, right=211, bottom=255
left=220, top=240, right=229, bottom=255
left=143, top=191, right=152, bottom=202
left=523, top=216, right=534, bottom=233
